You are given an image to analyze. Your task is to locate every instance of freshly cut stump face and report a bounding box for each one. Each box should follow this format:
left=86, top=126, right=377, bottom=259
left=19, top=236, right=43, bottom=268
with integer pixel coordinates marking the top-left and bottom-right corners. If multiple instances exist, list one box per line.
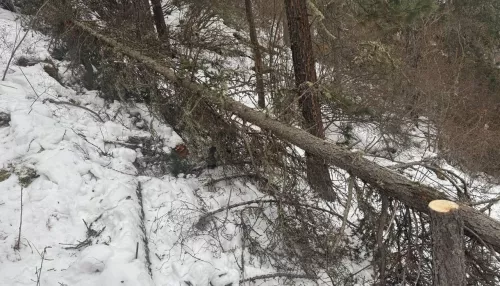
left=428, top=200, right=459, bottom=213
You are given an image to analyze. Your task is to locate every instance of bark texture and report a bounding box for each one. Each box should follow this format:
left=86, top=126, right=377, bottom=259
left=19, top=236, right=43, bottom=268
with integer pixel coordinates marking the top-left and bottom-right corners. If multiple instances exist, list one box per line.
left=284, top=0, right=334, bottom=202
left=134, top=0, right=156, bottom=40
left=375, top=195, right=389, bottom=285
left=429, top=200, right=466, bottom=286
left=282, top=9, right=291, bottom=47
left=244, top=0, right=265, bottom=108
left=150, top=0, right=170, bottom=44
left=71, top=20, right=500, bottom=254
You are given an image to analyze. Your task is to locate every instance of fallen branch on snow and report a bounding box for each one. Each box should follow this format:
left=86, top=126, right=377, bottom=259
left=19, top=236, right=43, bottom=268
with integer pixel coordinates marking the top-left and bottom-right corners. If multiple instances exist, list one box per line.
left=44, top=98, right=105, bottom=123
left=195, top=198, right=355, bottom=230
left=240, top=272, right=318, bottom=283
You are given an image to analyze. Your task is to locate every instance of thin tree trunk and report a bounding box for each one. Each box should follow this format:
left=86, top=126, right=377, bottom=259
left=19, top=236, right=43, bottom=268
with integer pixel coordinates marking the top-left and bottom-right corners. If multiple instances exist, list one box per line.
left=150, top=0, right=170, bottom=49
left=245, top=0, right=265, bottom=108
left=72, top=20, right=500, bottom=253
left=375, top=195, right=389, bottom=285
left=134, top=0, right=156, bottom=41
left=429, top=200, right=466, bottom=286
left=282, top=9, right=291, bottom=47
left=284, top=0, right=334, bottom=202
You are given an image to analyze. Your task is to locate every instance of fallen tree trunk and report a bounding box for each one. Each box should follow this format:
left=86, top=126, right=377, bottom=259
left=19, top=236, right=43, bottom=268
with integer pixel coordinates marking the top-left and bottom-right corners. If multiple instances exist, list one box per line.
left=71, top=21, right=500, bottom=253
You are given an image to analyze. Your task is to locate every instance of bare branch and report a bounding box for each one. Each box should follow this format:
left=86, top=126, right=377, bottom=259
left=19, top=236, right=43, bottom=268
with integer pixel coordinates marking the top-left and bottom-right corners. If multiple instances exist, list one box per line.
left=240, top=272, right=318, bottom=284
left=45, top=98, right=105, bottom=123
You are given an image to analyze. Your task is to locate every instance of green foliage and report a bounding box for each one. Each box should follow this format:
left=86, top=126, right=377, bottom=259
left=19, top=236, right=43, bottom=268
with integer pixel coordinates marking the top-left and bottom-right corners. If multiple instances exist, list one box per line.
left=165, top=150, right=193, bottom=177
left=0, top=165, right=38, bottom=187
left=0, top=169, right=11, bottom=182
left=338, top=123, right=354, bottom=146
left=393, top=0, right=437, bottom=23
left=453, top=0, right=500, bottom=40
left=354, top=40, right=399, bottom=71
left=14, top=166, right=38, bottom=188
left=359, top=0, right=437, bottom=30
left=15, top=0, right=46, bottom=15
left=322, top=87, right=373, bottom=118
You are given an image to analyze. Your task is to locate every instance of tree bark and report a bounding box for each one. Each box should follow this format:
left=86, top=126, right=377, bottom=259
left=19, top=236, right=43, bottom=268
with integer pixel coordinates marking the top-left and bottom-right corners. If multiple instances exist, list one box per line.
left=150, top=0, right=170, bottom=47
left=134, top=0, right=156, bottom=41
left=71, top=20, right=500, bottom=254
left=428, top=200, right=466, bottom=286
left=284, top=0, right=334, bottom=202
left=244, top=0, right=265, bottom=108
left=282, top=9, right=291, bottom=47
left=375, top=195, right=389, bottom=285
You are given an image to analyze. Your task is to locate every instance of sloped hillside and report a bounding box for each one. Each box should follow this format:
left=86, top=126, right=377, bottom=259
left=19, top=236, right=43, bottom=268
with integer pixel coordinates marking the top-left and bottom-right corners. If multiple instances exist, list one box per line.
left=2, top=2, right=500, bottom=285
left=0, top=9, right=312, bottom=286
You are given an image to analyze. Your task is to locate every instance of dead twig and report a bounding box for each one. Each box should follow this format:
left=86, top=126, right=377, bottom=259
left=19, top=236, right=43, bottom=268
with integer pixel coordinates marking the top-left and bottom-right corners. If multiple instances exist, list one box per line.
left=18, top=67, right=46, bottom=115
left=45, top=98, right=104, bottom=123
left=196, top=198, right=356, bottom=230
left=2, top=0, right=51, bottom=81
left=204, top=173, right=260, bottom=186
left=14, top=187, right=23, bottom=250
left=331, top=176, right=354, bottom=251
left=35, top=246, right=51, bottom=286
left=469, top=195, right=500, bottom=210
left=60, top=216, right=105, bottom=250
left=240, top=272, right=318, bottom=284
left=2, top=27, right=29, bottom=81
left=104, top=140, right=140, bottom=149
left=70, top=128, right=107, bottom=155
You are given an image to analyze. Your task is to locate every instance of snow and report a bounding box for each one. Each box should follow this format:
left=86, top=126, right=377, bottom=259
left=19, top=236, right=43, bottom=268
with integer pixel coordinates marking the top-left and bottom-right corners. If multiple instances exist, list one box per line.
left=0, top=8, right=305, bottom=286
left=0, top=5, right=499, bottom=286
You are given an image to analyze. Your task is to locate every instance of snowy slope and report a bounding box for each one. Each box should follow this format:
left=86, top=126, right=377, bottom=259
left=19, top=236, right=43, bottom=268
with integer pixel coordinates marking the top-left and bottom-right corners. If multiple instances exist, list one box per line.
left=0, top=9, right=314, bottom=286
left=0, top=60, right=300, bottom=285
left=1, top=5, right=499, bottom=286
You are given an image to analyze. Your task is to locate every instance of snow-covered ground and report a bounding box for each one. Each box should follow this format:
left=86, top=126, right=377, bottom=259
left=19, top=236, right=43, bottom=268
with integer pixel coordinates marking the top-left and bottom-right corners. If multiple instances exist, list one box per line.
left=1, top=8, right=355, bottom=286
left=1, top=6, right=500, bottom=286
left=0, top=8, right=278, bottom=286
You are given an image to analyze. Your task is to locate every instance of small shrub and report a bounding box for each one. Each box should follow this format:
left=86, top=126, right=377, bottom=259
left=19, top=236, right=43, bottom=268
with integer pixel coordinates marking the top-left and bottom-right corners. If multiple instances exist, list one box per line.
left=0, top=169, right=11, bottom=182
left=15, top=166, right=38, bottom=188
left=166, top=148, right=193, bottom=177
left=15, top=56, right=37, bottom=67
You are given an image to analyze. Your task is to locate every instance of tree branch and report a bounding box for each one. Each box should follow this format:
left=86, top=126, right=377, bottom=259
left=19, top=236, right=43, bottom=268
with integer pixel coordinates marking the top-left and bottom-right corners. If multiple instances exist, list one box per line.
left=240, top=272, right=317, bottom=283
left=44, top=98, right=104, bottom=123
left=70, top=20, right=500, bottom=253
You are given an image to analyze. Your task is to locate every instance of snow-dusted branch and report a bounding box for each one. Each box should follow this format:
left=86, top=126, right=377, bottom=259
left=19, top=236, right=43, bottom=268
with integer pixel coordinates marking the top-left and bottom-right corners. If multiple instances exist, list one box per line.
left=45, top=98, right=105, bottom=123
left=196, top=198, right=354, bottom=229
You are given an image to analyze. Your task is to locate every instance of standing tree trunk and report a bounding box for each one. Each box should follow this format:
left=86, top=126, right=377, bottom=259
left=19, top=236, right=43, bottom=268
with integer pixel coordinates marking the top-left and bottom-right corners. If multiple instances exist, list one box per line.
left=283, top=0, right=334, bottom=201
left=282, top=9, right=291, bottom=47
left=429, top=200, right=466, bottom=286
left=150, top=0, right=170, bottom=49
left=134, top=0, right=156, bottom=41
left=245, top=0, right=265, bottom=108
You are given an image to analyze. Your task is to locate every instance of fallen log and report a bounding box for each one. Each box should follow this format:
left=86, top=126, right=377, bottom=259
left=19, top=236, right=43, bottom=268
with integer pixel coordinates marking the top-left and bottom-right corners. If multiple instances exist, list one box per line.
left=71, top=21, right=500, bottom=253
